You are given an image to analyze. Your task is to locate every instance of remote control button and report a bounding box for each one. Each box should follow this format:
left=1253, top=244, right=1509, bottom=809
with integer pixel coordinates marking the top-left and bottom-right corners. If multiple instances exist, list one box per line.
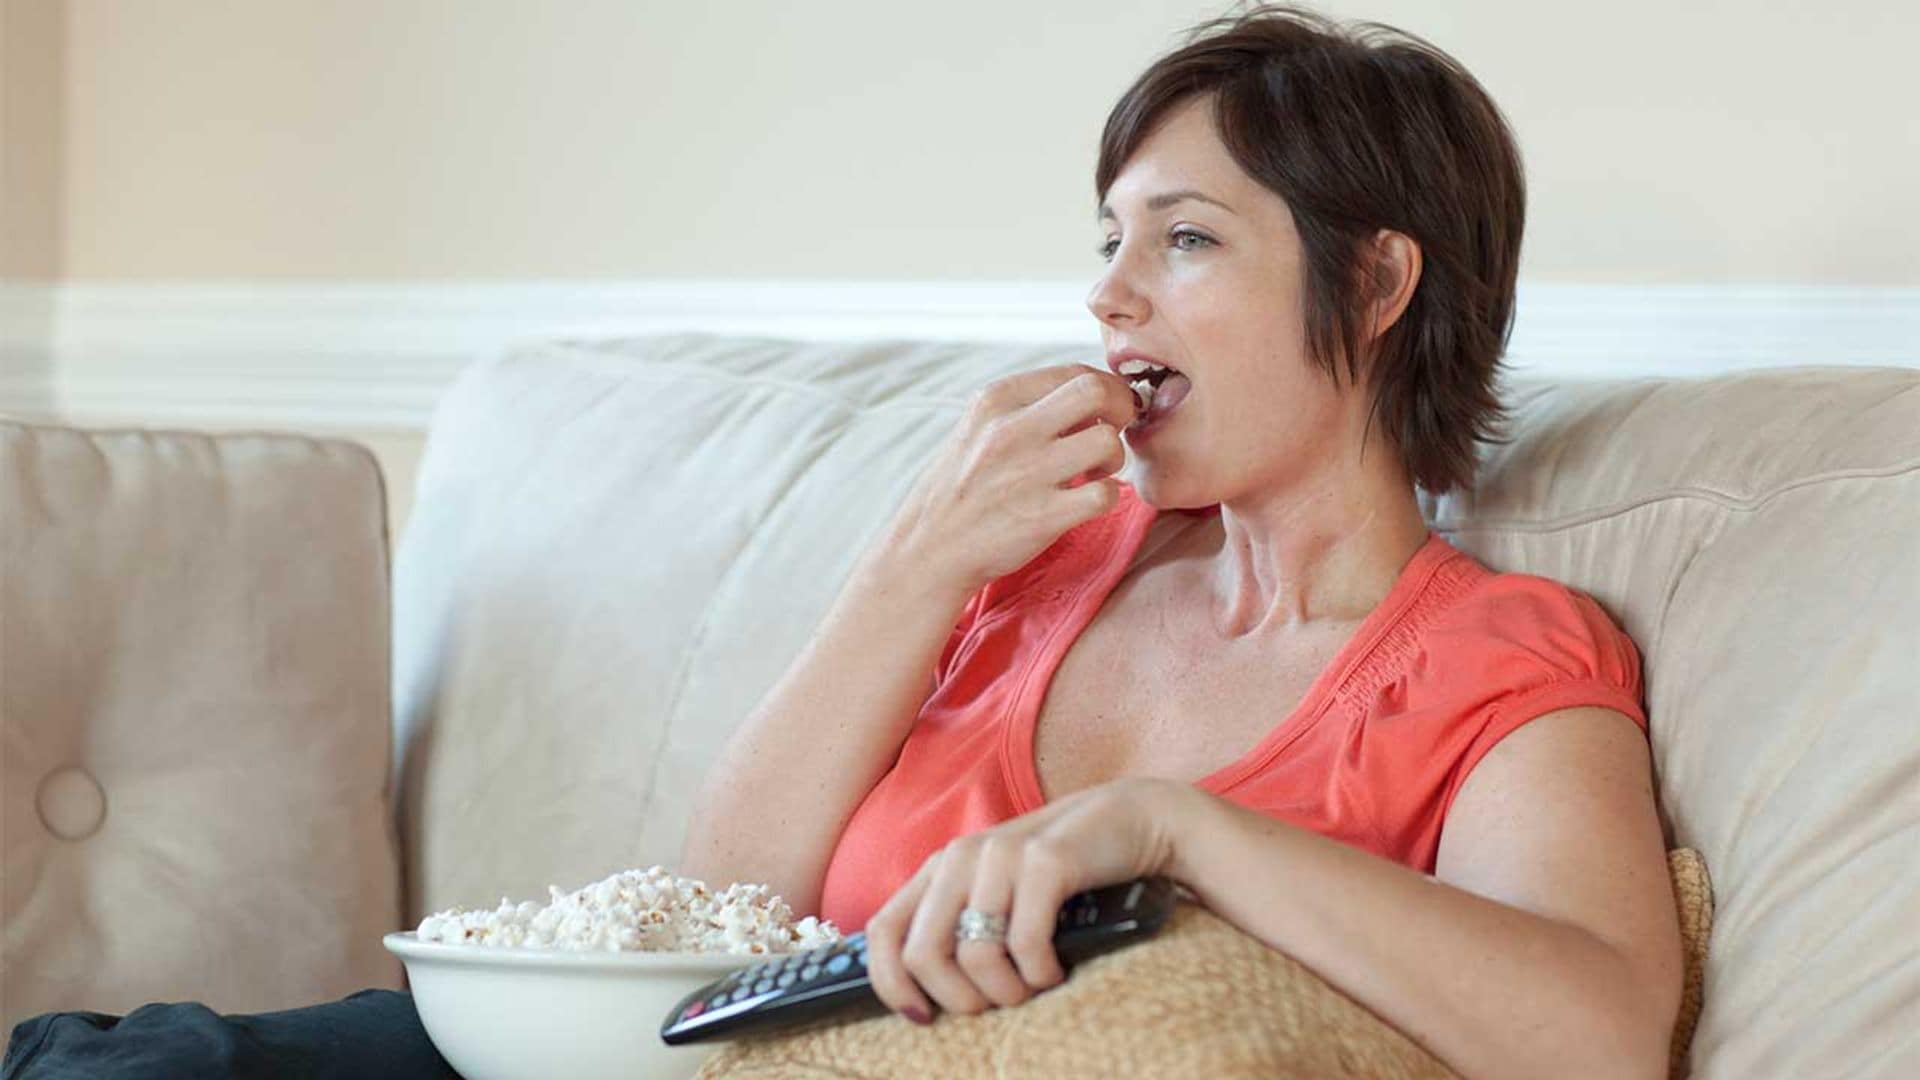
left=708, top=993, right=729, bottom=1009
left=826, top=953, right=852, bottom=975
left=777, top=971, right=797, bottom=988
left=802, top=963, right=821, bottom=980
left=682, top=1000, right=707, bottom=1019
left=754, top=977, right=775, bottom=994
left=729, top=986, right=751, bottom=1004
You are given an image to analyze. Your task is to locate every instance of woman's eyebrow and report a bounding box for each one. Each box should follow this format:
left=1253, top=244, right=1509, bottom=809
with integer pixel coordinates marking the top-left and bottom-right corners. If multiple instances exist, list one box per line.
left=1097, top=189, right=1238, bottom=222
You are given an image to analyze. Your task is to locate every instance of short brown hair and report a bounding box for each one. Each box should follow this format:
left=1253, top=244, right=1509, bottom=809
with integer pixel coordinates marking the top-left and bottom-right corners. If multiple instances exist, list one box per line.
left=1095, top=2, right=1524, bottom=495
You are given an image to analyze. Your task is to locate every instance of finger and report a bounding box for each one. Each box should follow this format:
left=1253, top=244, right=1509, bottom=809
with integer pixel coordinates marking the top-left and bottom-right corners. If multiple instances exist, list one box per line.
left=1007, top=840, right=1073, bottom=993
left=953, top=838, right=1032, bottom=1009
left=1053, top=477, right=1123, bottom=526
left=987, top=363, right=1118, bottom=413
left=969, top=365, right=1107, bottom=433
left=1050, top=420, right=1127, bottom=490
left=1029, top=367, right=1141, bottom=440
left=902, top=849, right=995, bottom=1017
left=862, top=864, right=935, bottom=1020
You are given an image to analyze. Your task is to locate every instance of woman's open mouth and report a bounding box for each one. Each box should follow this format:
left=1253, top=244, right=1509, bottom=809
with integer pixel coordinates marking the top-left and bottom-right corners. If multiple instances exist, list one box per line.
left=1124, top=364, right=1193, bottom=441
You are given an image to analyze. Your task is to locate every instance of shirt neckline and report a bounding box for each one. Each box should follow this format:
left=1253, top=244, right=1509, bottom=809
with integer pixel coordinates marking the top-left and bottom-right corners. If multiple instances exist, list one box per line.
left=1002, top=487, right=1458, bottom=811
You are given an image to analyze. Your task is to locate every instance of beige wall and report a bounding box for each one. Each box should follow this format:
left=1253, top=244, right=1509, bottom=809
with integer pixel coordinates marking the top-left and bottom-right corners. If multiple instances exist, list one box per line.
left=353, top=430, right=425, bottom=548
left=1, top=0, right=62, bottom=280
left=32, top=0, right=1920, bottom=285
left=8, top=0, right=1916, bottom=543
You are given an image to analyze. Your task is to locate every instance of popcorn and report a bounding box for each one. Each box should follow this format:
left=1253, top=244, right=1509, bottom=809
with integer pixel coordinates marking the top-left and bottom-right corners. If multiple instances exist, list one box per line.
left=413, top=865, right=843, bottom=956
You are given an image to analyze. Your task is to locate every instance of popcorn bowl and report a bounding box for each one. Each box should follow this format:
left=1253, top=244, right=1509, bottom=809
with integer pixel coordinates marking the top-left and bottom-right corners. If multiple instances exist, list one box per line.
left=384, top=931, right=760, bottom=1080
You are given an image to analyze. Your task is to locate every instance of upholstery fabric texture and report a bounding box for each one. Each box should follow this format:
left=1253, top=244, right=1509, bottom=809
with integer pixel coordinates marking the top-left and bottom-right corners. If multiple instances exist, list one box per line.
left=694, top=848, right=1713, bottom=1080
left=391, top=335, right=1917, bottom=1078
left=0, top=421, right=405, bottom=1030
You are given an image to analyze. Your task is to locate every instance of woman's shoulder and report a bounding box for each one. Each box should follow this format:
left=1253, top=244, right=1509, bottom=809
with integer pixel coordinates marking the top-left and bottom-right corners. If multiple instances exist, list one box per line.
left=1421, top=557, right=1643, bottom=693
left=1444, top=566, right=1624, bottom=633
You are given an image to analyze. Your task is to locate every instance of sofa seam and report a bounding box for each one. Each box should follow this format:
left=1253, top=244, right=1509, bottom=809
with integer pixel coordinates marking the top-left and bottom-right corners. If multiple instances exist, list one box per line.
left=1433, top=458, right=1920, bottom=535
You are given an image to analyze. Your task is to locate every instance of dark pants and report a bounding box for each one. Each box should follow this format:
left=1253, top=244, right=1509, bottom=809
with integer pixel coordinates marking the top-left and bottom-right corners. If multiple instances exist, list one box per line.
left=2, top=989, right=462, bottom=1080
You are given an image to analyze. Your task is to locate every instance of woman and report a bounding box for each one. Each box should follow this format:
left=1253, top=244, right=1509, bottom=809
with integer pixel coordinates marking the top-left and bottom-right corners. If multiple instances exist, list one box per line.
left=691, top=4, right=1684, bottom=1077
left=6, top=4, right=1681, bottom=1078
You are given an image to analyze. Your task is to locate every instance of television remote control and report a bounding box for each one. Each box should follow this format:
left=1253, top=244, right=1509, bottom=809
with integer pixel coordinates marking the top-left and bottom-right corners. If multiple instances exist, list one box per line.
left=659, top=875, right=1182, bottom=1045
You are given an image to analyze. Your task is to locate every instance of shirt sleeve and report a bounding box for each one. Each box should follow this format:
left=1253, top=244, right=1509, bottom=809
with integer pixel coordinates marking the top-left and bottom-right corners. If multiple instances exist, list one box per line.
left=1437, top=575, right=1648, bottom=826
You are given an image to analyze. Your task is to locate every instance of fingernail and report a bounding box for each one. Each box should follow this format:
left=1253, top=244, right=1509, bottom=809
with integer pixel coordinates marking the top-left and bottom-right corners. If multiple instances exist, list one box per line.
left=902, top=1005, right=932, bottom=1026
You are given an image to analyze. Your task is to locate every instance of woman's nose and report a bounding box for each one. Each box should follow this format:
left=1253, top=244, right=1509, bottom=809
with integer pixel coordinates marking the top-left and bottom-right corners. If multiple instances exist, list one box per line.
left=1086, top=265, right=1147, bottom=327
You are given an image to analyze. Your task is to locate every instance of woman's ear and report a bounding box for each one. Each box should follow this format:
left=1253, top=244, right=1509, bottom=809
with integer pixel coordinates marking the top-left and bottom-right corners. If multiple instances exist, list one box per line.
left=1364, top=229, right=1423, bottom=343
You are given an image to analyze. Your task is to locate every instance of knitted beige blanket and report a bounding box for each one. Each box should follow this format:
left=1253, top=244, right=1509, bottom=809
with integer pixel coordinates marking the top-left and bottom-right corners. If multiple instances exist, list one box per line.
left=697, top=849, right=1712, bottom=1079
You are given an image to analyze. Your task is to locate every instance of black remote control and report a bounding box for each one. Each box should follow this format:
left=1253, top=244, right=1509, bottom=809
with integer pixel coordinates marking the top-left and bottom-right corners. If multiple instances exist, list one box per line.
left=659, top=875, right=1182, bottom=1045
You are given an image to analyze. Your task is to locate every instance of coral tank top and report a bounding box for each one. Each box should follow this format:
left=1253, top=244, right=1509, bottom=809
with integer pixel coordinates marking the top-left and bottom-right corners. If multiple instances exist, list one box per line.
left=815, top=485, right=1647, bottom=932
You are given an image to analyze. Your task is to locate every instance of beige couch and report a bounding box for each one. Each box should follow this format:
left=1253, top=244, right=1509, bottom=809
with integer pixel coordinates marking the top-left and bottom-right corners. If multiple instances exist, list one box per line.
left=4, top=333, right=1916, bottom=1077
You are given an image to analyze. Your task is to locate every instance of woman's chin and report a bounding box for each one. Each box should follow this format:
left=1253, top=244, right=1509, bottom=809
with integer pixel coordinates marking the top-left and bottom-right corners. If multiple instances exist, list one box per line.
left=1124, top=469, right=1177, bottom=509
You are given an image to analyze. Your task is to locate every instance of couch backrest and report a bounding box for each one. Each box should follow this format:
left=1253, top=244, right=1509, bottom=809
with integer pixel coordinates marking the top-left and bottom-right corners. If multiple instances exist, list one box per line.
left=393, top=333, right=1918, bottom=1077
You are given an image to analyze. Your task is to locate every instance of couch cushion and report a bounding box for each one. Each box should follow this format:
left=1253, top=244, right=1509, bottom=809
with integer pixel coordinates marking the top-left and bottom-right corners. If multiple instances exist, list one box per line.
left=1, top=422, right=404, bottom=1028
left=393, top=334, right=1063, bottom=930
left=1416, top=366, right=1920, bottom=1077
left=393, top=334, right=1917, bottom=1078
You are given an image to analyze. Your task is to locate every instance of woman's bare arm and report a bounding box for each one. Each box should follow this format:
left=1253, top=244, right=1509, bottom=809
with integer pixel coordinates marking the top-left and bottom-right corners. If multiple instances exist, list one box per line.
left=677, top=542, right=975, bottom=920
left=680, top=365, right=1139, bottom=919
left=1167, top=706, right=1682, bottom=1080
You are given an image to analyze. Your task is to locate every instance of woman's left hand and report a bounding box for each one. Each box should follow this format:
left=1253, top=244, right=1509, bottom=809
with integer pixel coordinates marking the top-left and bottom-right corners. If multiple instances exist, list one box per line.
left=860, top=776, right=1195, bottom=1023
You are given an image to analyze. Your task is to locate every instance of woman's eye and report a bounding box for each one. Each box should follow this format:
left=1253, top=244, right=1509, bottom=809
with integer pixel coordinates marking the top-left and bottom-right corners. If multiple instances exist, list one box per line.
left=1096, top=229, right=1214, bottom=262
left=1171, top=229, right=1214, bottom=251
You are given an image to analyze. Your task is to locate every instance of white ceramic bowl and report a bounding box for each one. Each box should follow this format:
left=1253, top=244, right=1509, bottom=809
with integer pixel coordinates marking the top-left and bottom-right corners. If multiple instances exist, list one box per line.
left=384, top=931, right=764, bottom=1080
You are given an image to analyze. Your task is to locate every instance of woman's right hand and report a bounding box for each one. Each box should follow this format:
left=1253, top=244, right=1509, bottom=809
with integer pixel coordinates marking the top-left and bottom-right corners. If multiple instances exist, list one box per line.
left=884, top=363, right=1144, bottom=596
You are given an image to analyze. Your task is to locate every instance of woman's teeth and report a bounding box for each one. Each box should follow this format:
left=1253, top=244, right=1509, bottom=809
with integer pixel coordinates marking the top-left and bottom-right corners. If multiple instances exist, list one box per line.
left=1116, top=359, right=1177, bottom=416
left=1124, top=369, right=1194, bottom=433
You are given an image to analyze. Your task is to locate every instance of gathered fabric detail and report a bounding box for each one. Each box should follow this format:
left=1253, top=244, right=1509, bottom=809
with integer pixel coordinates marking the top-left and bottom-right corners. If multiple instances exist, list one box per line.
left=1329, top=554, right=1485, bottom=718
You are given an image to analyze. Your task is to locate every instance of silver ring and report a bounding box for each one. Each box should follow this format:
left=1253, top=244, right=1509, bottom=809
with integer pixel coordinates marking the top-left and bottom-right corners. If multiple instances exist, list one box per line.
left=954, top=907, right=1009, bottom=945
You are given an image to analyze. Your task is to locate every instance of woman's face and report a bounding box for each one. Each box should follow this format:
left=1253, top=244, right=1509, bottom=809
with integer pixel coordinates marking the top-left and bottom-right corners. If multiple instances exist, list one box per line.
left=1088, top=94, right=1366, bottom=508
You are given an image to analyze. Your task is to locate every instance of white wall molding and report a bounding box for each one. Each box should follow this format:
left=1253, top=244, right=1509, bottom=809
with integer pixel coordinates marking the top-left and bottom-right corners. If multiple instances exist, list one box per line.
left=1, top=280, right=1914, bottom=431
